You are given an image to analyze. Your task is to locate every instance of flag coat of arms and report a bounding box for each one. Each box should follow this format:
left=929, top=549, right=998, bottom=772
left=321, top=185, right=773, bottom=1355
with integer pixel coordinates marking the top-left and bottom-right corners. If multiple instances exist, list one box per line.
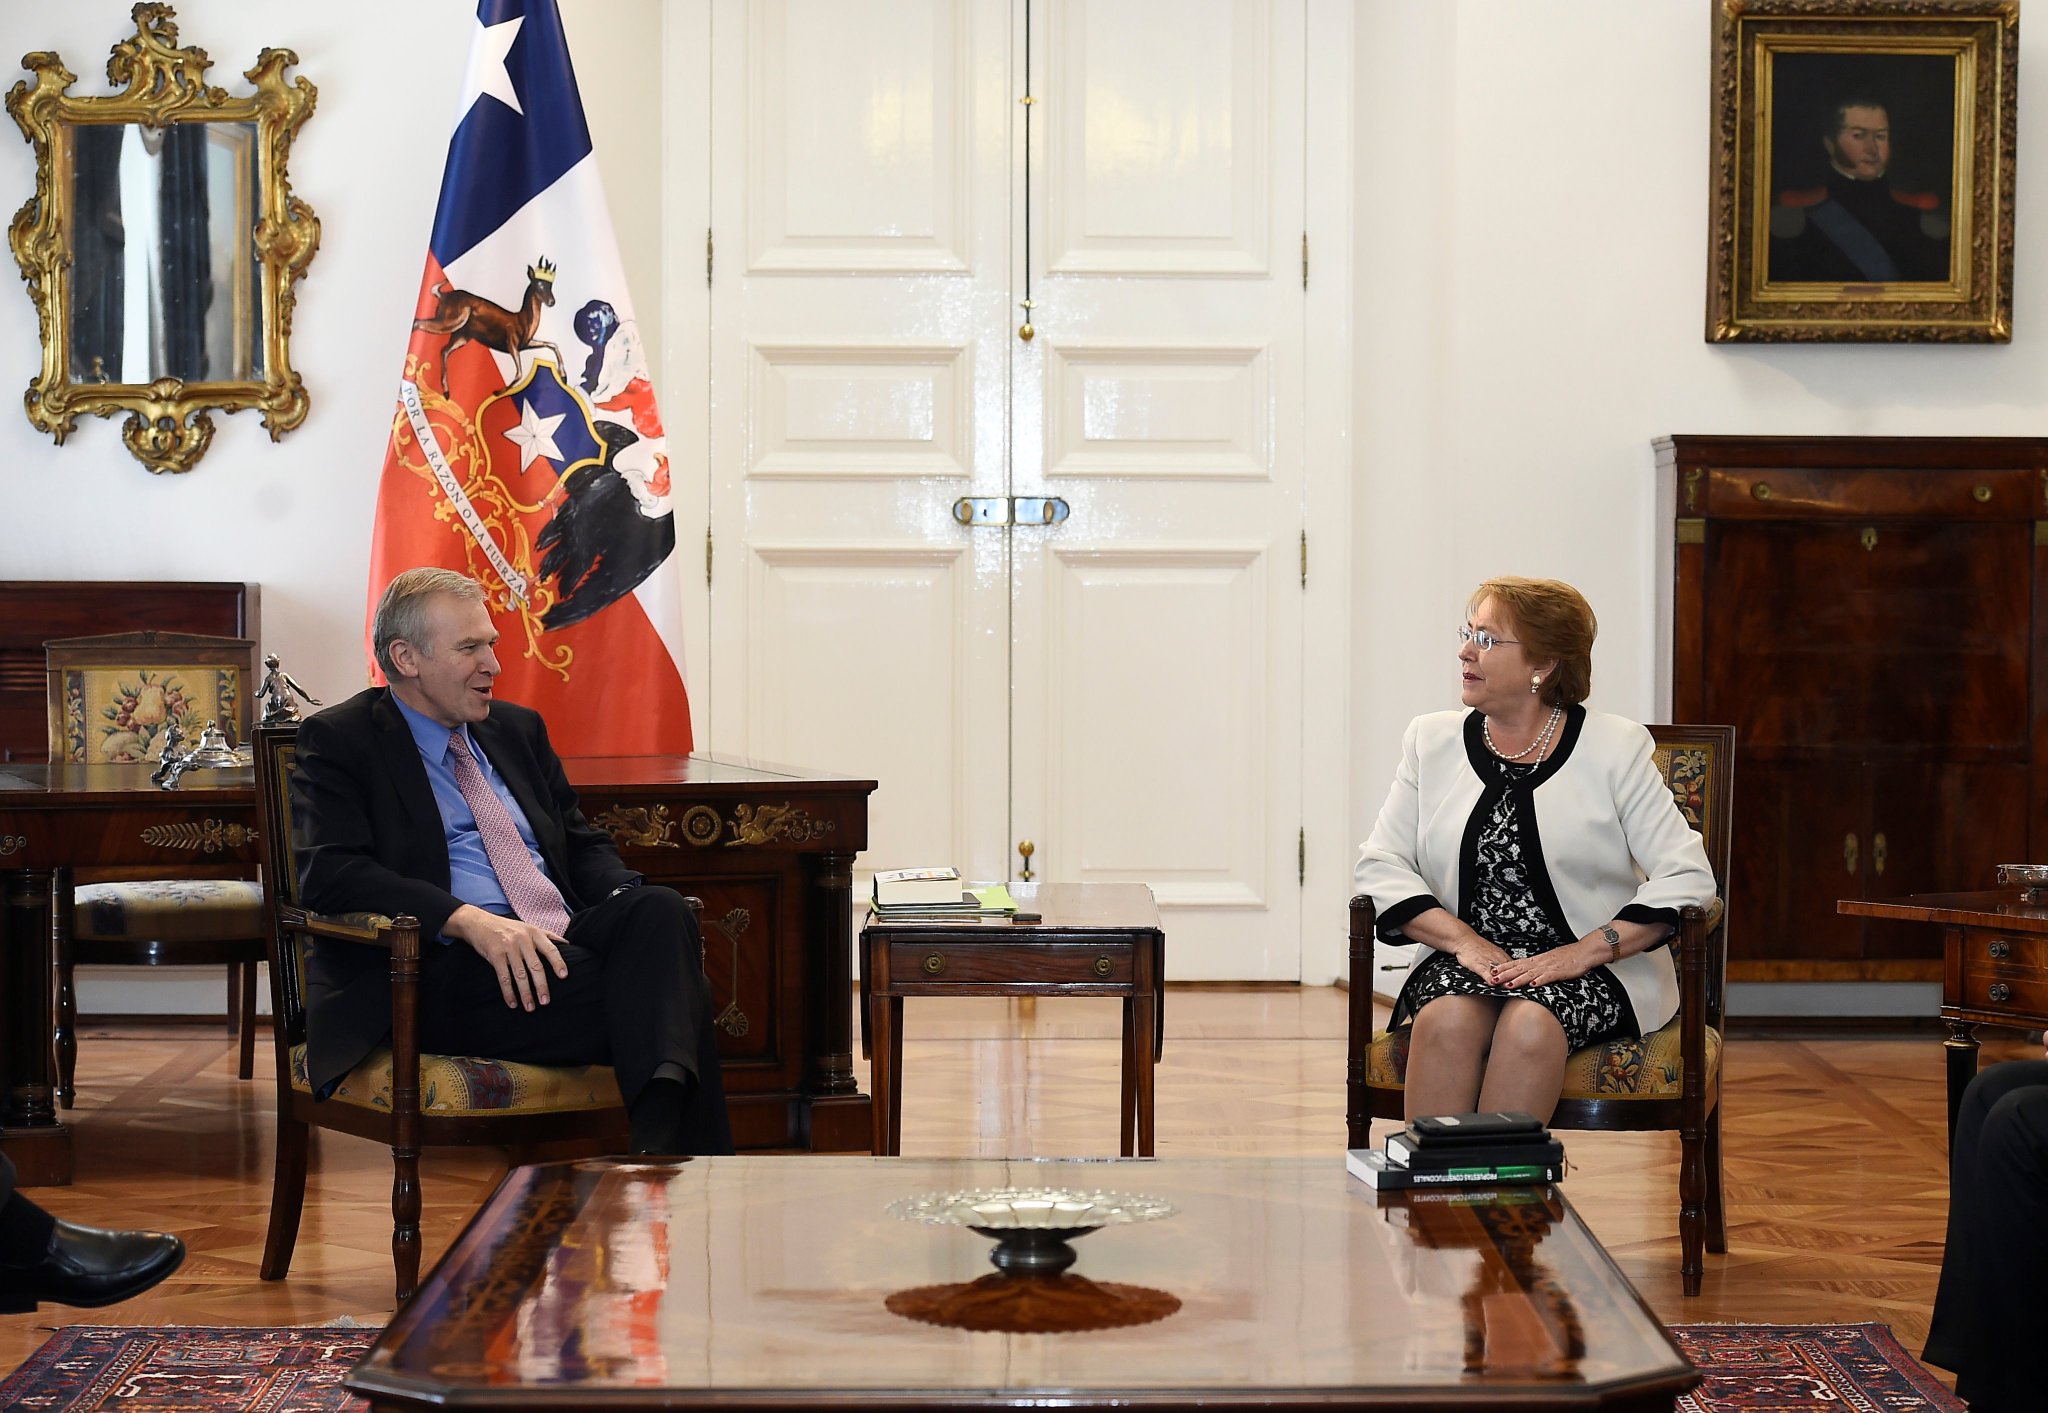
left=367, top=0, right=690, bottom=756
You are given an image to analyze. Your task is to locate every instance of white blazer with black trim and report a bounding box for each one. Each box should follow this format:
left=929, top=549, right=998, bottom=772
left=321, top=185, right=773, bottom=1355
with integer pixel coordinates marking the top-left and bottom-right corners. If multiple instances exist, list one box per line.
left=1354, top=705, right=1716, bottom=1037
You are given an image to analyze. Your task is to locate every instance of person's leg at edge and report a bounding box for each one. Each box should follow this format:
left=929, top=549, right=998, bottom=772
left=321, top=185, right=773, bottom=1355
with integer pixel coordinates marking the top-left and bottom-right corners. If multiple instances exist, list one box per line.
left=0, top=1151, right=184, bottom=1311
left=1925, top=1059, right=2048, bottom=1413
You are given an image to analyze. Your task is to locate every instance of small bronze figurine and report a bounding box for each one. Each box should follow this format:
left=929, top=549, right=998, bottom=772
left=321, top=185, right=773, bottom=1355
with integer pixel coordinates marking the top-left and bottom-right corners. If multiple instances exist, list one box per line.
left=257, top=653, right=322, bottom=725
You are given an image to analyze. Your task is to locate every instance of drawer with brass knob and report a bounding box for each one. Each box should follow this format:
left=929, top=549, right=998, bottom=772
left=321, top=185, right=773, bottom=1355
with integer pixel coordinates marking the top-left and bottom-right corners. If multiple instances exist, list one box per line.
left=886, top=942, right=1134, bottom=988
left=1960, top=969, right=2048, bottom=1016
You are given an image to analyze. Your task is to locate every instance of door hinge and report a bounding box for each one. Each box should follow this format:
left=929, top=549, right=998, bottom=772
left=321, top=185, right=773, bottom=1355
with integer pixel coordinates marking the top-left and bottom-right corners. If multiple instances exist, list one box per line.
left=1300, top=530, right=1308, bottom=588
left=1298, top=826, right=1306, bottom=886
left=705, top=526, right=713, bottom=586
left=1301, top=231, right=1309, bottom=289
left=706, top=227, right=714, bottom=287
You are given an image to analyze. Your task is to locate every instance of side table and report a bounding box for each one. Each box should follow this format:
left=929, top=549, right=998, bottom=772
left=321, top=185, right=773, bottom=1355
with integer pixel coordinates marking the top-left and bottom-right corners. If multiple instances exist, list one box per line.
left=860, top=881, right=1164, bottom=1156
left=1838, top=889, right=2048, bottom=1138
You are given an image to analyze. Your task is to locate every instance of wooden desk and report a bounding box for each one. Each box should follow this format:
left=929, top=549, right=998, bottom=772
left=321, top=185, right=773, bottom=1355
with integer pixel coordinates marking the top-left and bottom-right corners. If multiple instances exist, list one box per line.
left=1838, top=889, right=2048, bottom=1135
left=0, top=761, right=258, bottom=1184
left=0, top=754, right=876, bottom=1184
left=351, top=1156, right=1698, bottom=1412
left=568, top=755, right=877, bottom=1152
left=861, top=882, right=1163, bottom=1157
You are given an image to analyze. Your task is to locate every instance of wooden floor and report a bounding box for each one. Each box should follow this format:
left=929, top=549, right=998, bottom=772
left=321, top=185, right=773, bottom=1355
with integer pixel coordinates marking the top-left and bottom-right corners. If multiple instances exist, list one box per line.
left=0, top=987, right=2023, bottom=1382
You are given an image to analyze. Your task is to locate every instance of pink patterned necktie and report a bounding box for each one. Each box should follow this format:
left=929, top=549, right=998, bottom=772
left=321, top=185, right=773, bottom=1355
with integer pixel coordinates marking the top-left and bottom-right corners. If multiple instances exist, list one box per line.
left=445, top=732, right=573, bottom=936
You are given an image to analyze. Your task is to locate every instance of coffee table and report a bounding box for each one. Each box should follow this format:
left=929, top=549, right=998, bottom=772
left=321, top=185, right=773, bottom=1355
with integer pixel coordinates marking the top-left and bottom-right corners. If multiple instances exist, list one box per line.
left=862, top=881, right=1164, bottom=1156
left=349, top=1156, right=1697, bottom=1411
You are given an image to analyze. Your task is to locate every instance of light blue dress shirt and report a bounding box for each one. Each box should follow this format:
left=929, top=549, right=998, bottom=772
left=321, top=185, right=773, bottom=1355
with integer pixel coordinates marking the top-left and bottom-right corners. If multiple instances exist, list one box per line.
left=390, top=694, right=560, bottom=939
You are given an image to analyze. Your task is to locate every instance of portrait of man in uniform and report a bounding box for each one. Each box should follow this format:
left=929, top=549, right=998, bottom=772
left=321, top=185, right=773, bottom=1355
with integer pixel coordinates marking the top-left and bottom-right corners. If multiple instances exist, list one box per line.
left=1764, top=53, right=1957, bottom=286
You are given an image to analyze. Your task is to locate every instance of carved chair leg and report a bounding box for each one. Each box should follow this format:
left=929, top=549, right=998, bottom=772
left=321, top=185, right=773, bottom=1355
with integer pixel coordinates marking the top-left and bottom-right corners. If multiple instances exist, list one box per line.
left=1679, top=1123, right=1705, bottom=1297
left=236, top=961, right=258, bottom=1080
left=1705, top=1099, right=1728, bottom=1254
left=392, top=1143, right=423, bottom=1304
left=260, top=1111, right=311, bottom=1281
left=55, top=948, right=76, bottom=1111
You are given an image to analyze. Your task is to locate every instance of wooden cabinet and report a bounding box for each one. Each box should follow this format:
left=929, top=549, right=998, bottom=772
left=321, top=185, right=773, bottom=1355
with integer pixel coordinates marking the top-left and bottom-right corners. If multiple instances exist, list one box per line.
left=564, top=754, right=876, bottom=1152
left=1660, top=436, right=2048, bottom=982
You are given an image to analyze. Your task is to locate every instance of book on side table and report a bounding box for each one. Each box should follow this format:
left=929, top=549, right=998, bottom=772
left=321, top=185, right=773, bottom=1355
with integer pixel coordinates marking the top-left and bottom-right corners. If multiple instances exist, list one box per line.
left=870, top=870, right=1020, bottom=919
left=873, top=867, right=967, bottom=908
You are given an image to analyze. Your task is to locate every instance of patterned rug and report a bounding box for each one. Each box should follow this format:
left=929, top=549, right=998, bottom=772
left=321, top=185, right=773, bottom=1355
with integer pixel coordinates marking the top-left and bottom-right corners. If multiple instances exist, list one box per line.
left=0, top=1326, right=374, bottom=1410
left=0, top=1321, right=1959, bottom=1409
left=1673, top=1323, right=1962, bottom=1412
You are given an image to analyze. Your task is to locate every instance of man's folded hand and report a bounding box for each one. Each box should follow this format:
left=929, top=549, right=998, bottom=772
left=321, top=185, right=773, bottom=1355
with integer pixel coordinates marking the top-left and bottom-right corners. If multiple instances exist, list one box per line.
left=445, top=904, right=569, bottom=1010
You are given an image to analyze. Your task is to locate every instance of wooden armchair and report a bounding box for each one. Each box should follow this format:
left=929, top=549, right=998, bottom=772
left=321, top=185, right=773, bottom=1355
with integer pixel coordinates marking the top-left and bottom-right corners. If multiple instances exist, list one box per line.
left=1347, top=723, right=1734, bottom=1297
left=46, top=630, right=266, bottom=1101
left=252, top=721, right=634, bottom=1304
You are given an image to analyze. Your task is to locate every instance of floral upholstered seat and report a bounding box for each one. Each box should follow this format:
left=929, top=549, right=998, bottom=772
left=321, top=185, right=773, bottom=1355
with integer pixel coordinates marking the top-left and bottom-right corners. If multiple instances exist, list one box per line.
left=288, top=1045, right=622, bottom=1115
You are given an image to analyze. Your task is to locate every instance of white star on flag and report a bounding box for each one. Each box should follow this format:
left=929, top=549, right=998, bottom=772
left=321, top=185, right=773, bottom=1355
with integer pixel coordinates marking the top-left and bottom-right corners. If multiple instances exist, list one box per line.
left=503, top=397, right=566, bottom=471
left=454, top=14, right=524, bottom=119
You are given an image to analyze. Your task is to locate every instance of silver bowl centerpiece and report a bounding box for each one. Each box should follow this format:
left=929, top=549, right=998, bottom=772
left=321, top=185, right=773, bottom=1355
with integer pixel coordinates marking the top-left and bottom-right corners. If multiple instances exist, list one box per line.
left=1996, top=863, right=2048, bottom=902
left=888, top=1187, right=1176, bottom=1274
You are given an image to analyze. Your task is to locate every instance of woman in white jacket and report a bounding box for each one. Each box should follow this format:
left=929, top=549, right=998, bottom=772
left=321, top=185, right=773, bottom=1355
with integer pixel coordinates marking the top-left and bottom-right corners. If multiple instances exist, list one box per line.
left=1355, top=577, right=1715, bottom=1121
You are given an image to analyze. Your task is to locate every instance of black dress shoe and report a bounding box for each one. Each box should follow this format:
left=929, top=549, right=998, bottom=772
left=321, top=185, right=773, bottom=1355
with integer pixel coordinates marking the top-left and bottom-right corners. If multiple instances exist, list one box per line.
left=0, top=1219, right=184, bottom=1313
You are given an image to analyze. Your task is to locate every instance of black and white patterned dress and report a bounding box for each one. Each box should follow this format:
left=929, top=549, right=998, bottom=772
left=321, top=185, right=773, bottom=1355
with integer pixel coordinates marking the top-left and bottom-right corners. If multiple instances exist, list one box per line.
left=1391, top=755, right=1636, bottom=1051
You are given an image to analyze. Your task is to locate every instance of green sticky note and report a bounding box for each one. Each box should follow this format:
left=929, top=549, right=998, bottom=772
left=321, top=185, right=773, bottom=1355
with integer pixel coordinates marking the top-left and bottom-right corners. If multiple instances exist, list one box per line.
left=970, top=884, right=1018, bottom=912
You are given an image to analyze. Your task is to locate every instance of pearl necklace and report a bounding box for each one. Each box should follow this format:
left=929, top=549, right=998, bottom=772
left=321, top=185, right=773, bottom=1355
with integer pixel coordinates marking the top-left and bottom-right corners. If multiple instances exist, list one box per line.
left=1484, top=705, right=1562, bottom=762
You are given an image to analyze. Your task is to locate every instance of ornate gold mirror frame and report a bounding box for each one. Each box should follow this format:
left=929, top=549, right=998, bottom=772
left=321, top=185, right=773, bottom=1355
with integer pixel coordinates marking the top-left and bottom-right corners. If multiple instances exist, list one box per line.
left=6, top=3, right=318, bottom=474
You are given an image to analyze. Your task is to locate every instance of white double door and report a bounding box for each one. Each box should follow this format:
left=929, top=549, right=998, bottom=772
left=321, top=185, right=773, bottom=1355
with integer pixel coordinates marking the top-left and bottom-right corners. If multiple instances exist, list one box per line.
left=705, top=0, right=1306, bottom=978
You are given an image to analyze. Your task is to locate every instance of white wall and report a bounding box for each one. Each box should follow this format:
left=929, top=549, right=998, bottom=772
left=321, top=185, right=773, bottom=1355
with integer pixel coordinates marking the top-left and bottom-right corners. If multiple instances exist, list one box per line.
left=10, top=2, right=2033, bottom=1007
left=0, top=0, right=663, bottom=1014
left=1349, top=1, right=2048, bottom=857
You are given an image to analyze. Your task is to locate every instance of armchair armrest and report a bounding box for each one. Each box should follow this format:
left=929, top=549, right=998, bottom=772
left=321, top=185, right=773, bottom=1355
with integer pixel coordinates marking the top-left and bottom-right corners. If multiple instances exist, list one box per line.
left=280, top=904, right=413, bottom=949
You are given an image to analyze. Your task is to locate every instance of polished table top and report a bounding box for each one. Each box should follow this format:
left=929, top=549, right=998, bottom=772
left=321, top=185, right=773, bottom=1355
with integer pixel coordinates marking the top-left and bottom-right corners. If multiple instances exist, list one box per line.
left=352, top=1156, right=1695, bottom=1410
left=1837, top=889, right=2048, bottom=933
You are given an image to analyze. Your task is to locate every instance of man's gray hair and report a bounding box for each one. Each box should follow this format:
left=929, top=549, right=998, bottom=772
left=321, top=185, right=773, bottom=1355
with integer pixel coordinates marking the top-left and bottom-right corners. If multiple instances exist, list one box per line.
left=372, top=568, right=486, bottom=679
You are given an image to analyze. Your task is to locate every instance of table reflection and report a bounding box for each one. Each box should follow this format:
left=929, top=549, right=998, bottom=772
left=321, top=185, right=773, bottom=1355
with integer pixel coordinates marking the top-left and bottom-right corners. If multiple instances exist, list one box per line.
left=886, top=1272, right=1181, bottom=1334
left=1381, top=1186, right=1586, bottom=1379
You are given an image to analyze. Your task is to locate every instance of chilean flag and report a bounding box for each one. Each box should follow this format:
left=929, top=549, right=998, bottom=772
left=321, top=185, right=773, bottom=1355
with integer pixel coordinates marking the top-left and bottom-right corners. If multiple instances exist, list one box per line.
left=365, top=0, right=691, bottom=756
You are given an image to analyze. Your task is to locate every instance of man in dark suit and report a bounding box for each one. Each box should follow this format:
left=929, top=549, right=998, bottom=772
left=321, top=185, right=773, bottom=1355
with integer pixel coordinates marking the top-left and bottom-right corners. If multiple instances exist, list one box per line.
left=291, top=567, right=731, bottom=1155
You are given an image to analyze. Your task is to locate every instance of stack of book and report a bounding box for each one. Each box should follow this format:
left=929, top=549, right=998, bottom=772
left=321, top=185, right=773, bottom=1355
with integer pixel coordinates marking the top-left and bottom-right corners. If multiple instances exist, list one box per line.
left=870, top=868, right=1018, bottom=919
left=1346, top=1111, right=1565, bottom=1190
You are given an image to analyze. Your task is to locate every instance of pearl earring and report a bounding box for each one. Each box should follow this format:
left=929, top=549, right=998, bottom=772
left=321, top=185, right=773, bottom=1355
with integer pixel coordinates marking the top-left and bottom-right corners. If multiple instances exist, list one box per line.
left=1531, top=674, right=1542, bottom=695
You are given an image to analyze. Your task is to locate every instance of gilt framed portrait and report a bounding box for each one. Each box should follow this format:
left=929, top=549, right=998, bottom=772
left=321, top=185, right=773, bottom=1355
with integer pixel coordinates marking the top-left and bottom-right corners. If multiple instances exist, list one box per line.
left=1707, top=0, right=2017, bottom=342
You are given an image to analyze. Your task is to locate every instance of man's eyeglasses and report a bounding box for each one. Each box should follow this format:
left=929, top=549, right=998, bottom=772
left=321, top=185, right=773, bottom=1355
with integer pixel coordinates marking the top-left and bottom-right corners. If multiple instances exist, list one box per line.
left=1456, top=626, right=1521, bottom=652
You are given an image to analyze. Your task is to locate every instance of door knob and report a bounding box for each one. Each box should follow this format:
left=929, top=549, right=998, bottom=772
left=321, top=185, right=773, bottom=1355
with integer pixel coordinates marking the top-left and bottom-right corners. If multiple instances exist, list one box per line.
left=1012, top=496, right=1069, bottom=526
left=1017, top=840, right=1035, bottom=882
left=953, top=497, right=1071, bottom=528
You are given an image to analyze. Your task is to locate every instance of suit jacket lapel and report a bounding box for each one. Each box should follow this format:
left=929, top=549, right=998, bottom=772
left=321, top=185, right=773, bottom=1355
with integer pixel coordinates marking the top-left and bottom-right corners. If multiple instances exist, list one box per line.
left=369, top=689, right=453, bottom=888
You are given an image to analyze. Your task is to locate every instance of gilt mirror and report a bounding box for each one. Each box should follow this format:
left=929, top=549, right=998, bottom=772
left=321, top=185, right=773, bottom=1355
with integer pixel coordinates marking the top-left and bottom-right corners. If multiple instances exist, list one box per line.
left=7, top=3, right=317, bottom=474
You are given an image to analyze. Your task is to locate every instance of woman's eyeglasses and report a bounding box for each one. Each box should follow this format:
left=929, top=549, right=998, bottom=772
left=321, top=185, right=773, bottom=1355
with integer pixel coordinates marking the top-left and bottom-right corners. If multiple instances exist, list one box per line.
left=1455, top=626, right=1521, bottom=652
